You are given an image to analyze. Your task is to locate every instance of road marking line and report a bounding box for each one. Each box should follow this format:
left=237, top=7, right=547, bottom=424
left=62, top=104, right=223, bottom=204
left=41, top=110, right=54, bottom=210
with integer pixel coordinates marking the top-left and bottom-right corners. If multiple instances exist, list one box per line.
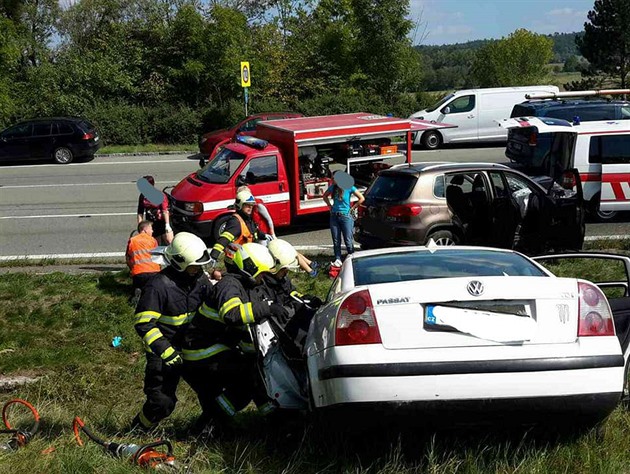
left=0, top=181, right=179, bottom=189
left=3, top=159, right=190, bottom=169
left=1, top=212, right=137, bottom=219
left=0, top=245, right=334, bottom=261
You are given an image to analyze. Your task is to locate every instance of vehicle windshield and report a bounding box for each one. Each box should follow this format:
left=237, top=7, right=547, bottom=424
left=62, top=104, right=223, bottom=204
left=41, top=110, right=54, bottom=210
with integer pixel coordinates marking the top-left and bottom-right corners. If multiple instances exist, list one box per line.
left=353, top=249, right=547, bottom=286
left=196, top=147, right=246, bottom=184
left=426, top=93, right=455, bottom=113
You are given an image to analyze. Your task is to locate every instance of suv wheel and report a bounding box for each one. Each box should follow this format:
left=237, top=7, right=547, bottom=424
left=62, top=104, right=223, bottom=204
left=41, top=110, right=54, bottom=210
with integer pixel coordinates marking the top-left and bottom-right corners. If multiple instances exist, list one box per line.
left=426, top=230, right=457, bottom=246
left=53, top=147, right=73, bottom=164
left=421, top=131, right=442, bottom=150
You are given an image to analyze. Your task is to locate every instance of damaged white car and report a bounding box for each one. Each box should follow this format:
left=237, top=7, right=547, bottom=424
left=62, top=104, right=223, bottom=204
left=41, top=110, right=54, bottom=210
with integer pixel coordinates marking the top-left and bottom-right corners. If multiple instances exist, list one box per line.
left=302, top=246, right=629, bottom=425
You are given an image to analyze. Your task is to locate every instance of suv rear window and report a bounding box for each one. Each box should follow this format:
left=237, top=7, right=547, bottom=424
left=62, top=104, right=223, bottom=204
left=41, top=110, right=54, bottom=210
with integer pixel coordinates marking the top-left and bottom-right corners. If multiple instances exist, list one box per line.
left=511, top=104, right=535, bottom=118
left=78, top=120, right=95, bottom=132
left=353, top=249, right=546, bottom=286
left=366, top=174, right=417, bottom=202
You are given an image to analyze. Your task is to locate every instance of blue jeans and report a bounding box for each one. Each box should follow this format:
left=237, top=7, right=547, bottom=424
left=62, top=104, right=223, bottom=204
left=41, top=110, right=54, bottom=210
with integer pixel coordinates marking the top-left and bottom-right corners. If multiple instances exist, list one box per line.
left=330, top=213, right=354, bottom=260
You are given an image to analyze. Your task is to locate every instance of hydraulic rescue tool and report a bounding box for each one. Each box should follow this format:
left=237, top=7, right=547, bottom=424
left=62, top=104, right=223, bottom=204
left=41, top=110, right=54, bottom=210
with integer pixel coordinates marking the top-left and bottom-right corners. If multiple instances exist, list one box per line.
left=73, top=416, right=187, bottom=471
left=0, top=398, right=41, bottom=452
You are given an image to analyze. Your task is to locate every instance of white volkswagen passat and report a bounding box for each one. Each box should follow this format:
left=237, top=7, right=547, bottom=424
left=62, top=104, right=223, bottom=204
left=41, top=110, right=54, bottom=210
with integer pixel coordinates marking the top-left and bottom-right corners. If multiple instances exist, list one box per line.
left=305, top=246, right=627, bottom=424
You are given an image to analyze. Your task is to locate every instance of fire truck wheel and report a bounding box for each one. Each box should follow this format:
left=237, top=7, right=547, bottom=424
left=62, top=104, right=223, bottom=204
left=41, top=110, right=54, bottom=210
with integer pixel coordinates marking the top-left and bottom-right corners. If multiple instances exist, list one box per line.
left=211, top=215, right=232, bottom=244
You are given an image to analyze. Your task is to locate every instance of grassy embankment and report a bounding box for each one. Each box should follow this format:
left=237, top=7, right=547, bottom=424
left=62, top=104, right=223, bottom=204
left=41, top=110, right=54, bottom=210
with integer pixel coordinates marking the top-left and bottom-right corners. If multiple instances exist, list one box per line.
left=0, top=254, right=629, bottom=473
left=96, top=144, right=198, bottom=155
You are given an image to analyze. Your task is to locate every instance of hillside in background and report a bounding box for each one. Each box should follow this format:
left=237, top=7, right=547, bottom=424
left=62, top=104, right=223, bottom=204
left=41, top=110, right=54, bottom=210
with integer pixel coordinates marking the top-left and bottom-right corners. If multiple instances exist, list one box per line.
left=416, top=32, right=583, bottom=91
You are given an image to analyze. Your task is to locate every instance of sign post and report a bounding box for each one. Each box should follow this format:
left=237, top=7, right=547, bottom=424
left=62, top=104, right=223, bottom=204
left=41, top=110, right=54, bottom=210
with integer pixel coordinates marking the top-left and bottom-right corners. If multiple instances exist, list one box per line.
left=240, top=61, right=251, bottom=116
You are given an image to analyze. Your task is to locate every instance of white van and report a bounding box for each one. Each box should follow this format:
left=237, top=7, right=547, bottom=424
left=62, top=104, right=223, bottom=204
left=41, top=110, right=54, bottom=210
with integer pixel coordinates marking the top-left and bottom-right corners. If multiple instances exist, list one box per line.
left=501, top=116, right=630, bottom=220
left=410, top=86, right=560, bottom=149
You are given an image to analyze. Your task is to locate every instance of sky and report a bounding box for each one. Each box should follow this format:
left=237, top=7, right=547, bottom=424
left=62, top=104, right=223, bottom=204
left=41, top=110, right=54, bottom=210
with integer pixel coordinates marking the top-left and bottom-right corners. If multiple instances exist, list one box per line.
left=411, top=0, right=595, bottom=46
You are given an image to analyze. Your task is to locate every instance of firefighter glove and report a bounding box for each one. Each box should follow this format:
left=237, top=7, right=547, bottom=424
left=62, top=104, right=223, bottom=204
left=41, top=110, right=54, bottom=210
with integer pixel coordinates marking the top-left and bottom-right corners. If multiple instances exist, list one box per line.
left=163, top=350, right=183, bottom=368
left=302, top=294, right=324, bottom=309
left=269, top=303, right=291, bottom=325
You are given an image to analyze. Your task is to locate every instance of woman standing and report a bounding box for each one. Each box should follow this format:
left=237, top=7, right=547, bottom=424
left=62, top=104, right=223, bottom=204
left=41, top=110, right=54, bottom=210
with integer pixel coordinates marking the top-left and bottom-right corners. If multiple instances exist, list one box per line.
left=137, top=175, right=173, bottom=245
left=323, top=171, right=365, bottom=267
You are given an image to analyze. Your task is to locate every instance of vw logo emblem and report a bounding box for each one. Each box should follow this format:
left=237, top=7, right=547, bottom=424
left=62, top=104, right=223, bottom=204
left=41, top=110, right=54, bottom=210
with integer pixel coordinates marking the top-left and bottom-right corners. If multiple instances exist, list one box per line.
left=467, top=280, right=484, bottom=296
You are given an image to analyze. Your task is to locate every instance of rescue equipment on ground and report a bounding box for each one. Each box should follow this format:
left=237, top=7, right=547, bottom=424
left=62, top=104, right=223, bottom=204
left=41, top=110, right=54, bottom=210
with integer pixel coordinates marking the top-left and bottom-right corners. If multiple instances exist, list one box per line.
left=0, top=398, right=40, bottom=452
left=72, top=416, right=185, bottom=471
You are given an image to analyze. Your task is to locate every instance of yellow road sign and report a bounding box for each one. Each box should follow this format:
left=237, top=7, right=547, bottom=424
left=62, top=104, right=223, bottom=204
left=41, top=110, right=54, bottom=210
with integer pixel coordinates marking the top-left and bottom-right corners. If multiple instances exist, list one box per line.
left=241, top=61, right=251, bottom=87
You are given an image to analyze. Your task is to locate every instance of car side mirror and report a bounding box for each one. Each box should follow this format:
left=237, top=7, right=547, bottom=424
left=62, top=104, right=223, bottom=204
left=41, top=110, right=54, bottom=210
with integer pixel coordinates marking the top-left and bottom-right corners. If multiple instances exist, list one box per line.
left=236, top=175, right=246, bottom=186
left=442, top=106, right=451, bottom=115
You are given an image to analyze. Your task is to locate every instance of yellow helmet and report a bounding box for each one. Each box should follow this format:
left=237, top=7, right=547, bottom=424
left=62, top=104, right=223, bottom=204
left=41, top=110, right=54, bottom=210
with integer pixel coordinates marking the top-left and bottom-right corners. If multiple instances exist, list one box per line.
left=164, top=232, right=210, bottom=271
left=268, top=239, right=299, bottom=271
left=235, top=189, right=256, bottom=210
left=225, top=242, right=275, bottom=279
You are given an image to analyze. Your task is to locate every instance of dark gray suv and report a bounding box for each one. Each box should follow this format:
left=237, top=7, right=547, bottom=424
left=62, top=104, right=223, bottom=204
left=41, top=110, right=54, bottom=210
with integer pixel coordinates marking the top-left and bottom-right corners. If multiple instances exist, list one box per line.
left=511, top=99, right=630, bottom=123
left=0, top=117, right=101, bottom=164
left=355, top=162, right=585, bottom=256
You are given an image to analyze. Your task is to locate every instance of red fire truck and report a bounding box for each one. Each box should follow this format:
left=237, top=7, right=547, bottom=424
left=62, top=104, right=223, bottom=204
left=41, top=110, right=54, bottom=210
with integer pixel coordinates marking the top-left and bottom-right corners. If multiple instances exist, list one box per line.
left=168, top=112, right=452, bottom=242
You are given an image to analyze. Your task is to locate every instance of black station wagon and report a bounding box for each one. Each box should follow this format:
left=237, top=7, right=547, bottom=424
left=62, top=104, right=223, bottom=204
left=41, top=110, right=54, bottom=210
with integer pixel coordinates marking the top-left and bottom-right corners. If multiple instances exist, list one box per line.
left=0, top=117, right=101, bottom=164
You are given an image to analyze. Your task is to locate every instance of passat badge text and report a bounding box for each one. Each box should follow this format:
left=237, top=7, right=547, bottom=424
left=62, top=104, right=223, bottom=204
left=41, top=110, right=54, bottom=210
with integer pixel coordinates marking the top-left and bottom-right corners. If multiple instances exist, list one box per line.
left=377, top=297, right=410, bottom=305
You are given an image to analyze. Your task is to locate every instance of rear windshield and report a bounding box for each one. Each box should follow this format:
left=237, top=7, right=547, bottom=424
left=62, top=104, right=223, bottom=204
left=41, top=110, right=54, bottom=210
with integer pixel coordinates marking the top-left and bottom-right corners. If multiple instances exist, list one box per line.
left=196, top=147, right=245, bottom=184
left=353, top=249, right=546, bottom=286
left=506, top=129, right=575, bottom=179
left=78, top=120, right=95, bottom=131
left=510, top=104, right=535, bottom=118
left=366, top=174, right=417, bottom=202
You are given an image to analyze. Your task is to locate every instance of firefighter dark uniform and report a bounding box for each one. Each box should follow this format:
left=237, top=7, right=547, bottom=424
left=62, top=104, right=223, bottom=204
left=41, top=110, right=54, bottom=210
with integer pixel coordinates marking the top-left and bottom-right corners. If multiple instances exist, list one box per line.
left=131, top=266, right=209, bottom=429
left=182, top=272, right=282, bottom=424
left=210, top=211, right=266, bottom=261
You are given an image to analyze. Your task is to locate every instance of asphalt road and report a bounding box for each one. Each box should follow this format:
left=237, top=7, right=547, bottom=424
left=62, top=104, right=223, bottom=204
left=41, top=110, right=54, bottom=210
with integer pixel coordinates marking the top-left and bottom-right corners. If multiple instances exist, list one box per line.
left=0, top=146, right=628, bottom=259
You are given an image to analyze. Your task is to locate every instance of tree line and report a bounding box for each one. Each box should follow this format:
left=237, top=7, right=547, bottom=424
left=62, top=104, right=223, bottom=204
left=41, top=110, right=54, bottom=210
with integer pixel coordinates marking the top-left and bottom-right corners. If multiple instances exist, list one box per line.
left=0, top=0, right=628, bottom=145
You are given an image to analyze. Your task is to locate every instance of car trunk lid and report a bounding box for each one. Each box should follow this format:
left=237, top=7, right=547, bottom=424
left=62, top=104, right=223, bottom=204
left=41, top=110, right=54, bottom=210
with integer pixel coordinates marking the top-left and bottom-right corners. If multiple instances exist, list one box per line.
left=368, top=276, right=579, bottom=349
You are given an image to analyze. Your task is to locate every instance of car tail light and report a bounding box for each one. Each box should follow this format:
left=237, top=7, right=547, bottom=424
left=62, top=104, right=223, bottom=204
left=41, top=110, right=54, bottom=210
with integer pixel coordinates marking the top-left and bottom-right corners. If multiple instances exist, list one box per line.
left=528, top=132, right=537, bottom=146
left=386, top=204, right=422, bottom=223
left=577, top=282, right=615, bottom=336
left=335, top=290, right=381, bottom=346
left=561, top=171, right=576, bottom=189
left=81, top=131, right=95, bottom=140
left=357, top=204, right=367, bottom=219
left=183, top=201, right=203, bottom=216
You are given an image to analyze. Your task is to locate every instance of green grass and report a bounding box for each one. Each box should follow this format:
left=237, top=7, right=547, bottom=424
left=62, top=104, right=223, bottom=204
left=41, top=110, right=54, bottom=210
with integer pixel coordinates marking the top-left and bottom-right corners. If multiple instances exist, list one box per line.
left=0, top=262, right=629, bottom=473
left=96, top=143, right=198, bottom=155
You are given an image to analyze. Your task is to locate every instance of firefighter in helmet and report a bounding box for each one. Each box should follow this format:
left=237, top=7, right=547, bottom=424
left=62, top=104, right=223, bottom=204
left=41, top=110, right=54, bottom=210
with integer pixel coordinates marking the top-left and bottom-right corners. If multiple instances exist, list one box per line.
left=261, top=239, right=323, bottom=356
left=182, top=242, right=287, bottom=436
left=130, top=232, right=211, bottom=431
left=209, top=189, right=271, bottom=266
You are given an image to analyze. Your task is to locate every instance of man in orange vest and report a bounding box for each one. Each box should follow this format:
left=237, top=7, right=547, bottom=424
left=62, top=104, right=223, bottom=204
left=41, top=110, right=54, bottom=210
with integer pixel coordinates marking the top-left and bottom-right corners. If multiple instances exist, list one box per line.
left=208, top=189, right=270, bottom=267
left=126, top=220, right=161, bottom=294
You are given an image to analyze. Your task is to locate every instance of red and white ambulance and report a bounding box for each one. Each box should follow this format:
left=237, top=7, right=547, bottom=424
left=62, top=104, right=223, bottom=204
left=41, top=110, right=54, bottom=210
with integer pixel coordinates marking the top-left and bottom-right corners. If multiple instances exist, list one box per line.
left=168, top=113, right=452, bottom=241
left=502, top=116, right=630, bottom=221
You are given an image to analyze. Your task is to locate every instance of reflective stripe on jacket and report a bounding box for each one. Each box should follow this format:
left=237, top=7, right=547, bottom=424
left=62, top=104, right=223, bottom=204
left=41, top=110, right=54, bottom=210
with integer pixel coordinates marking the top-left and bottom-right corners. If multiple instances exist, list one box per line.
left=182, top=273, right=272, bottom=361
left=134, top=268, right=209, bottom=358
left=126, top=233, right=160, bottom=276
left=210, top=211, right=262, bottom=260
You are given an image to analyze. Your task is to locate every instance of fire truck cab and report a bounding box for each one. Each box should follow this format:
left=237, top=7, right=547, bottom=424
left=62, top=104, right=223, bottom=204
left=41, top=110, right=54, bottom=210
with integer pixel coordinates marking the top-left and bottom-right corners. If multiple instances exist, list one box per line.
left=168, top=112, right=452, bottom=242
